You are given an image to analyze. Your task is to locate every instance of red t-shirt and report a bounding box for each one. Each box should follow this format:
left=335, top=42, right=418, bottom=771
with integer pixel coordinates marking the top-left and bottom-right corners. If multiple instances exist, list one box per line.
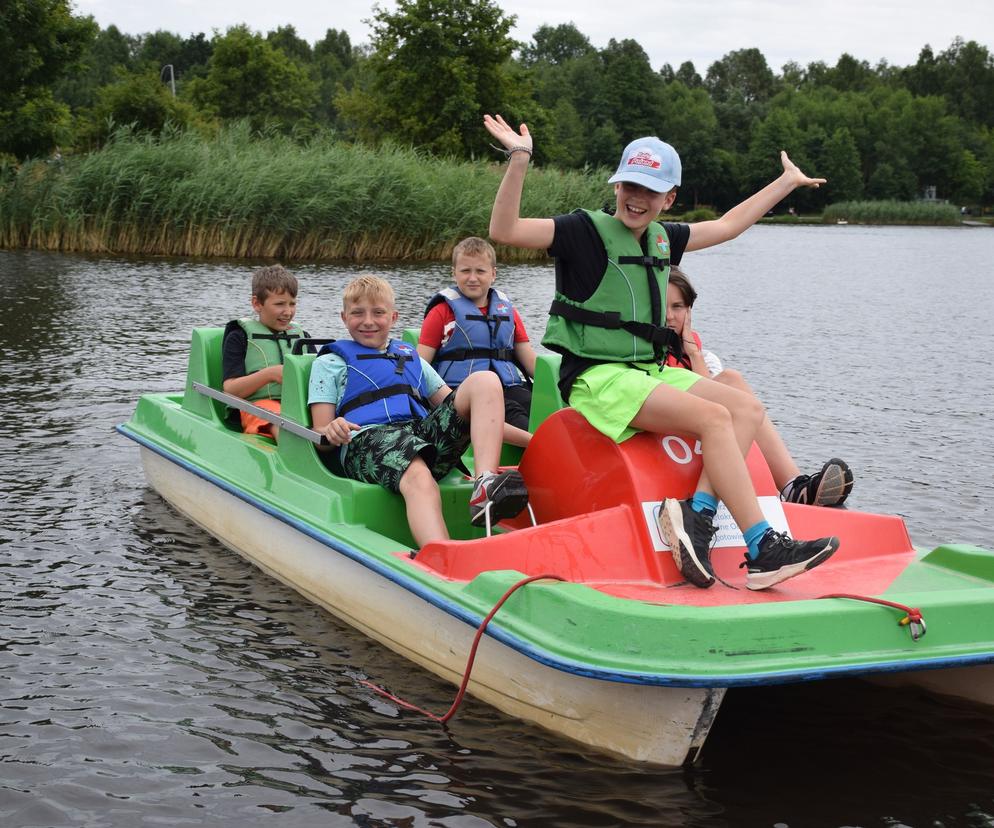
left=419, top=302, right=530, bottom=350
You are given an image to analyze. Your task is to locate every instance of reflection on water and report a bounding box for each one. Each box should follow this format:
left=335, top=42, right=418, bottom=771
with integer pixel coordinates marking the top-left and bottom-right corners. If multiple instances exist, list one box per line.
left=2, top=227, right=994, bottom=826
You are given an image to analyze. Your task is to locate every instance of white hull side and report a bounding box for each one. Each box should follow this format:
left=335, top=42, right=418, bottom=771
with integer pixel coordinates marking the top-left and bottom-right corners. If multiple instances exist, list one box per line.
left=140, top=448, right=725, bottom=766
left=873, top=664, right=994, bottom=706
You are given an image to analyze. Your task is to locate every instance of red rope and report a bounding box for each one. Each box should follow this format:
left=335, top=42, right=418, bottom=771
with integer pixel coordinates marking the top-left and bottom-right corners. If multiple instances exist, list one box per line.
left=819, top=593, right=926, bottom=640
left=361, top=573, right=566, bottom=723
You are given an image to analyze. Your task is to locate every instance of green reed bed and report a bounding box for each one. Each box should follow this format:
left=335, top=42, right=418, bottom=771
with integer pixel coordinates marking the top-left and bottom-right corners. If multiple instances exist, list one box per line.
left=822, top=200, right=961, bottom=225
left=0, top=127, right=611, bottom=261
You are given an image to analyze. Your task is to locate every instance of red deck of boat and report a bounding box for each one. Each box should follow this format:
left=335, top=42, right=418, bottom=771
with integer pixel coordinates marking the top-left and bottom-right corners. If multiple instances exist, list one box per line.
left=414, top=409, right=915, bottom=606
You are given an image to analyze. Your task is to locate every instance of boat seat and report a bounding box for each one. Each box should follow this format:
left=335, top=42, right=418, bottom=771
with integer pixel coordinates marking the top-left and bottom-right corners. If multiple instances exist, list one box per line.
left=182, top=326, right=240, bottom=428
left=278, top=351, right=481, bottom=545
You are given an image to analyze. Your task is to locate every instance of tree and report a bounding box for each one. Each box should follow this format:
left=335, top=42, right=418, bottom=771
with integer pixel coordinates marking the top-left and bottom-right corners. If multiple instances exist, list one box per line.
left=820, top=127, right=863, bottom=201
left=336, top=0, right=522, bottom=157
left=520, top=23, right=593, bottom=66
left=78, top=71, right=200, bottom=145
left=0, top=0, right=95, bottom=157
left=706, top=48, right=779, bottom=152
left=188, top=26, right=318, bottom=132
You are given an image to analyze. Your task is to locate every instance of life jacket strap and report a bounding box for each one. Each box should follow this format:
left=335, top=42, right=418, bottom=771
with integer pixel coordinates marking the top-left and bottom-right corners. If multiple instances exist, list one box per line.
left=439, top=346, right=515, bottom=362
left=465, top=313, right=512, bottom=323
left=616, top=254, right=670, bottom=269
left=357, top=351, right=414, bottom=375
left=337, top=384, right=425, bottom=419
left=548, top=300, right=683, bottom=351
left=249, top=330, right=302, bottom=363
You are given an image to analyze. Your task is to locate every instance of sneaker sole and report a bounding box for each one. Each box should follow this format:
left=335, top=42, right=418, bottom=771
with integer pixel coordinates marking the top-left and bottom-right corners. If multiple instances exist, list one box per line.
left=469, top=471, right=529, bottom=526
left=811, top=459, right=854, bottom=508
left=657, top=500, right=715, bottom=589
left=745, top=537, right=840, bottom=590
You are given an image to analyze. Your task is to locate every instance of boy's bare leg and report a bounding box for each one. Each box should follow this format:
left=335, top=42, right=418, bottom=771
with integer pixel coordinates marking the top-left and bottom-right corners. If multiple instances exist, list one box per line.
left=398, top=458, right=449, bottom=547
left=629, top=383, right=764, bottom=530
left=714, top=369, right=800, bottom=488
left=452, top=372, right=505, bottom=475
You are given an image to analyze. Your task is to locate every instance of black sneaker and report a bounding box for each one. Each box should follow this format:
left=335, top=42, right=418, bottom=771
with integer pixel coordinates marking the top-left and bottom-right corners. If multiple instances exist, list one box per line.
left=780, top=459, right=854, bottom=508
left=657, top=498, right=717, bottom=588
left=469, top=469, right=529, bottom=528
left=741, top=531, right=840, bottom=590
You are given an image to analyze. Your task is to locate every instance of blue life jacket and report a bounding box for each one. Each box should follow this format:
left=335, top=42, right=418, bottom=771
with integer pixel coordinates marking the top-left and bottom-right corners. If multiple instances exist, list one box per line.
left=320, top=339, right=429, bottom=426
left=425, top=287, right=522, bottom=388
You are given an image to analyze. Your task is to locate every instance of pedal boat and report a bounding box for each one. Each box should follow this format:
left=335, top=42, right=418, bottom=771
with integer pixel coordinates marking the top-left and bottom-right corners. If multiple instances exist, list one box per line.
left=117, top=328, right=994, bottom=766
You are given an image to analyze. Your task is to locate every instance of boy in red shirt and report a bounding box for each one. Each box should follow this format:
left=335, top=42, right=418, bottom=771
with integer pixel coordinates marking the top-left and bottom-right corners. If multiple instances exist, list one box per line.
left=418, top=237, right=537, bottom=446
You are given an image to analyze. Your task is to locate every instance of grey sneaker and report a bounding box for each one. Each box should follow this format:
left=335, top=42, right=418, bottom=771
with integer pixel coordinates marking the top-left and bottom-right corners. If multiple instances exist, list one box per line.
left=741, top=531, right=840, bottom=590
left=657, top=498, right=717, bottom=588
left=780, top=459, right=854, bottom=508
left=469, top=469, right=528, bottom=527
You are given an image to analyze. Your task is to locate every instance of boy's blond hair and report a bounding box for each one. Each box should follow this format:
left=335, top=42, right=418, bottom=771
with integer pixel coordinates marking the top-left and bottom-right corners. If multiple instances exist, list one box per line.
left=452, top=236, right=497, bottom=268
left=342, top=274, right=395, bottom=308
left=252, top=264, right=298, bottom=301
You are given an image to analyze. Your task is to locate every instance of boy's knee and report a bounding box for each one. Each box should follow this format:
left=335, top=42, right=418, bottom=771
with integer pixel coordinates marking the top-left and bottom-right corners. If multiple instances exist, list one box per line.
left=398, top=457, right=436, bottom=493
left=698, top=399, right=733, bottom=433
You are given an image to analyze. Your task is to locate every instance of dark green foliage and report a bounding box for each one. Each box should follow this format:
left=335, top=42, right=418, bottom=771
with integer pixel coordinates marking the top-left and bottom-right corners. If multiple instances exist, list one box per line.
left=4, top=0, right=993, bottom=216
left=0, top=0, right=96, bottom=157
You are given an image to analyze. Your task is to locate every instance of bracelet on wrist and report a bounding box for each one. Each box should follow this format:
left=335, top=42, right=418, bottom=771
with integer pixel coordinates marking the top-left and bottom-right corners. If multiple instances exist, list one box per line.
left=490, top=142, right=532, bottom=159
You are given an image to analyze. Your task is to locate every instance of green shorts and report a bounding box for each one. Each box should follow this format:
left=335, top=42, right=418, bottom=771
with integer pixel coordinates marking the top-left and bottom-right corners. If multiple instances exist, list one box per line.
left=568, top=361, right=701, bottom=443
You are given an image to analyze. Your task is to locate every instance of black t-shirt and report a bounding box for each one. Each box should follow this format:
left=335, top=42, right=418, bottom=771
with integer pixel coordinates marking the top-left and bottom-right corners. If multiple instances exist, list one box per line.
left=547, top=209, right=690, bottom=400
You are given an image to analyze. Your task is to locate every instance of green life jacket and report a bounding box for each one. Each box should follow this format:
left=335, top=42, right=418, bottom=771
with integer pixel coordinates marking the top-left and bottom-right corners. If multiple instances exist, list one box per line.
left=236, top=317, right=304, bottom=401
left=543, top=209, right=679, bottom=363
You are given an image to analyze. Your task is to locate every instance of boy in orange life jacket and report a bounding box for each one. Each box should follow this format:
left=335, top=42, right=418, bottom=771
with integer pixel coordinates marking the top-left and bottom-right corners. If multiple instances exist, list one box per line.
left=221, top=264, right=308, bottom=441
left=665, top=266, right=854, bottom=507
left=308, top=275, right=529, bottom=547
left=417, top=237, right=537, bottom=447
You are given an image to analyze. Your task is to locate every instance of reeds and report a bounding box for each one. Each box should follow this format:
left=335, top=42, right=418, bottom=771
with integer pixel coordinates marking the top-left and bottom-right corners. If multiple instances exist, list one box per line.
left=0, top=126, right=611, bottom=261
left=822, top=200, right=961, bottom=225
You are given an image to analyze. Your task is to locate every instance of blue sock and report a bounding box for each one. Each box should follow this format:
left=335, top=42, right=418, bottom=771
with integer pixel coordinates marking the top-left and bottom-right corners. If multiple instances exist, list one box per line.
left=743, top=521, right=772, bottom=560
left=690, top=491, right=719, bottom=517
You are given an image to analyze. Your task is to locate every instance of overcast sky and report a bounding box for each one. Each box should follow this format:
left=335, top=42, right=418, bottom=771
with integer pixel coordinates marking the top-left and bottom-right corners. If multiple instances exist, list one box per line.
left=70, top=0, right=992, bottom=73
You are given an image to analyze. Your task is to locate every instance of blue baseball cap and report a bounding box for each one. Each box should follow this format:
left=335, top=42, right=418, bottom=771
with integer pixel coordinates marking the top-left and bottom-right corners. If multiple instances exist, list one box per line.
left=608, top=137, right=682, bottom=193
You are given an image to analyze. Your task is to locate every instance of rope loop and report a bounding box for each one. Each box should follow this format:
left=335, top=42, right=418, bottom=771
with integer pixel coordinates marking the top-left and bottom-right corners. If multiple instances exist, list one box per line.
left=361, top=573, right=565, bottom=723
left=819, top=593, right=927, bottom=641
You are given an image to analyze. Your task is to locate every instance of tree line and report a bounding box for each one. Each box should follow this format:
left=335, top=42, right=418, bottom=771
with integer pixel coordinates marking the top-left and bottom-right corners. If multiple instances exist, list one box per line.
left=3, top=0, right=993, bottom=211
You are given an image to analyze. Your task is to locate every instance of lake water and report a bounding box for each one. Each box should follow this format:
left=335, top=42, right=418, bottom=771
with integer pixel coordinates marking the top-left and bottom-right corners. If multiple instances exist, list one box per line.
left=2, top=225, right=994, bottom=827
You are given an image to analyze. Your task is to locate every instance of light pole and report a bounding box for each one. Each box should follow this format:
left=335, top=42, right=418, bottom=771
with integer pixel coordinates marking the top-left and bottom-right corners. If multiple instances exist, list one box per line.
left=160, top=64, right=176, bottom=97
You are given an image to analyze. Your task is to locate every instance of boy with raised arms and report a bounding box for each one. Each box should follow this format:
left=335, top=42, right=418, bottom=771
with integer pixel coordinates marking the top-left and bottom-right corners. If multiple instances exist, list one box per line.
left=484, top=114, right=839, bottom=590
left=308, top=275, right=529, bottom=547
left=222, top=264, right=307, bottom=441
left=418, top=236, right=537, bottom=443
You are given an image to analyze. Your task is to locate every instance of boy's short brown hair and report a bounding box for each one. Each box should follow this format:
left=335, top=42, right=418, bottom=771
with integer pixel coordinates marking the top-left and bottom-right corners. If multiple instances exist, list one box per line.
left=452, top=236, right=497, bottom=268
left=342, top=274, right=395, bottom=309
left=252, top=264, right=298, bottom=301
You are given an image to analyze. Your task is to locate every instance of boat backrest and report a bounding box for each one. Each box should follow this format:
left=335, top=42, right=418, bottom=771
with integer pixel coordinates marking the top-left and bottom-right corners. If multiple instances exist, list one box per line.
left=182, top=327, right=230, bottom=425
left=529, top=354, right=564, bottom=431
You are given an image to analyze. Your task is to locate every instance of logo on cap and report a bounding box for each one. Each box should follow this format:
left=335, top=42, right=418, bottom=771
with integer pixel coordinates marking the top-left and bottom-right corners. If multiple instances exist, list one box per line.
left=628, top=150, right=662, bottom=170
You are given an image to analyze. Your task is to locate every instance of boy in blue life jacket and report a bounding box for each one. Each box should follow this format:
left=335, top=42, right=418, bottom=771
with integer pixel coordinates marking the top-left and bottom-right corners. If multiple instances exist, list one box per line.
left=485, top=113, right=841, bottom=591
left=417, top=236, right=538, bottom=445
left=308, top=274, right=529, bottom=547
left=222, top=264, right=308, bottom=441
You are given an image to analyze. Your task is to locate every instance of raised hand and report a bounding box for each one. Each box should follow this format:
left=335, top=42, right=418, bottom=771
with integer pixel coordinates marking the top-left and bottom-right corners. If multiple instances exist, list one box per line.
left=483, top=114, right=532, bottom=153
left=780, top=150, right=826, bottom=189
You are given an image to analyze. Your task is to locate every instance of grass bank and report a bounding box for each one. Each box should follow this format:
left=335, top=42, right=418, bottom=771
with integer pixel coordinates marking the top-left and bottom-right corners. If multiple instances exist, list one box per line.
left=0, top=126, right=611, bottom=262
left=822, top=200, right=962, bottom=225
